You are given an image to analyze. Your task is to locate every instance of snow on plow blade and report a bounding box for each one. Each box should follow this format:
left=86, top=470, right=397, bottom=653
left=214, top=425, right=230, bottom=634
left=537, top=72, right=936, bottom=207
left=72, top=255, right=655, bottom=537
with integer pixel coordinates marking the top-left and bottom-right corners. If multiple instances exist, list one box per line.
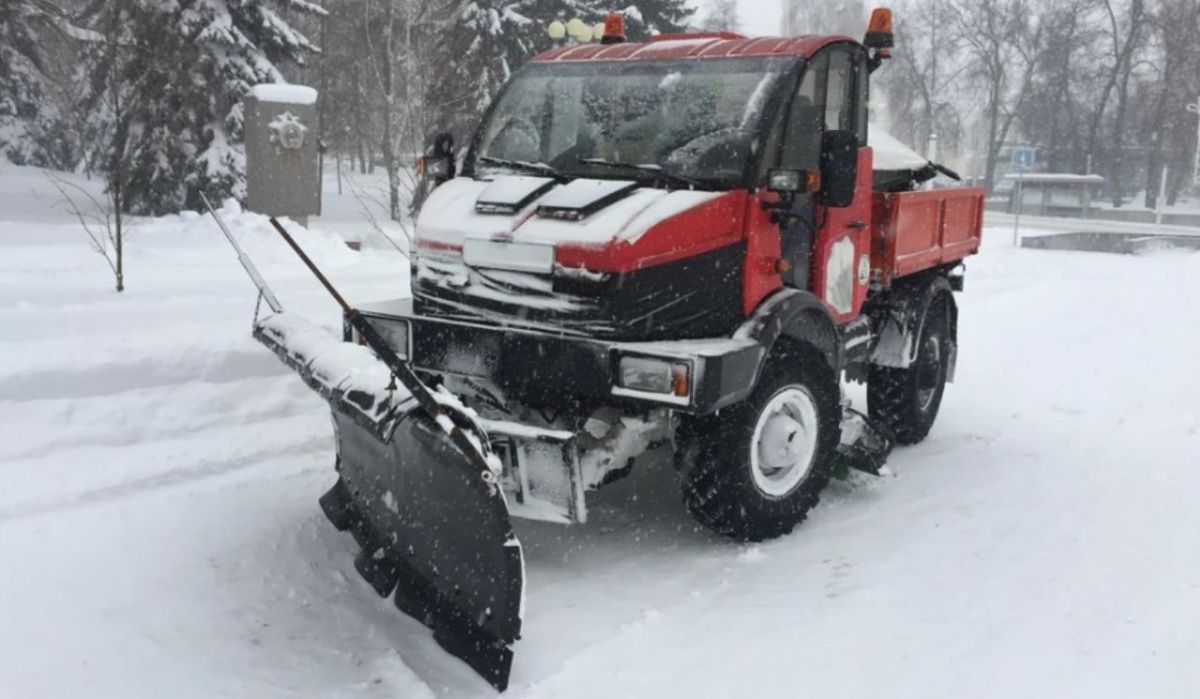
left=254, top=315, right=524, bottom=691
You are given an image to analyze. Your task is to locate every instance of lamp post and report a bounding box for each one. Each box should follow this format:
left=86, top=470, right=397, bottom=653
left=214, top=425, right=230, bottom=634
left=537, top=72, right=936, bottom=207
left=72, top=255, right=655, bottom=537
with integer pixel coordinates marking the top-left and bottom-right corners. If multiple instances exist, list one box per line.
left=1188, top=95, right=1200, bottom=187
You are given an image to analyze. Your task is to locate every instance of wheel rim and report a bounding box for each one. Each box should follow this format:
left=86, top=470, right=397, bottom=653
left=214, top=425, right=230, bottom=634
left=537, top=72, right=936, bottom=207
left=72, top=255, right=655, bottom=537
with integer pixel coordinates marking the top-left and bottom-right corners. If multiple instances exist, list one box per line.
left=915, top=334, right=943, bottom=412
left=750, top=386, right=820, bottom=498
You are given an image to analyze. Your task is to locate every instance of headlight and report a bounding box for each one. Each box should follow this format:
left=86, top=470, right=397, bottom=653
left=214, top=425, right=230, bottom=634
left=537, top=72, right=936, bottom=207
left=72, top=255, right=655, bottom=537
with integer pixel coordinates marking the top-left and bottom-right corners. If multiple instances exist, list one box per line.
left=366, top=319, right=410, bottom=360
left=617, top=355, right=691, bottom=398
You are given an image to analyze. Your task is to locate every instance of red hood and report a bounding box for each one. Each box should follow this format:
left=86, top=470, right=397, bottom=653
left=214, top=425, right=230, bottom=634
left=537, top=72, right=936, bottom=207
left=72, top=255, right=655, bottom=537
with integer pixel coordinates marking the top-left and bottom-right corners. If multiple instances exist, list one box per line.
left=415, top=176, right=746, bottom=274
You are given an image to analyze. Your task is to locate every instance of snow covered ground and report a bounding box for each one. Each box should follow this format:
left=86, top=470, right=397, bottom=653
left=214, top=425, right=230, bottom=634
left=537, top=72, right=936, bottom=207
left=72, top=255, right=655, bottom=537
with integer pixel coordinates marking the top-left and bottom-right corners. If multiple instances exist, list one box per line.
left=2, top=162, right=1199, bottom=698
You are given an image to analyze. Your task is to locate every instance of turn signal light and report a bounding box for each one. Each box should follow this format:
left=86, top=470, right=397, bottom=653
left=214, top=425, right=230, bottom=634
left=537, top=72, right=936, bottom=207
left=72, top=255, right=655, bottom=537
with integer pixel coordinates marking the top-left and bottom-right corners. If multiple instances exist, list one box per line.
left=618, top=355, right=691, bottom=397
left=671, top=364, right=691, bottom=398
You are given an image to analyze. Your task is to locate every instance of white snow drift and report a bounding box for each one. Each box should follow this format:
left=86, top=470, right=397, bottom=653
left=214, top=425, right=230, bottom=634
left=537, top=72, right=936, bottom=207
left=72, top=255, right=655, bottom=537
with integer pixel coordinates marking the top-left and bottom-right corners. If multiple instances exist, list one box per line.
left=1, top=163, right=1198, bottom=698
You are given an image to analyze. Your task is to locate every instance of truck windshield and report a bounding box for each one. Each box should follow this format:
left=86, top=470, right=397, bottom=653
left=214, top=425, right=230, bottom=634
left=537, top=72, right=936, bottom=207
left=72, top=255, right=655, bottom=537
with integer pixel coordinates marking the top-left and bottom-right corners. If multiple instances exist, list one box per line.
left=472, top=57, right=796, bottom=189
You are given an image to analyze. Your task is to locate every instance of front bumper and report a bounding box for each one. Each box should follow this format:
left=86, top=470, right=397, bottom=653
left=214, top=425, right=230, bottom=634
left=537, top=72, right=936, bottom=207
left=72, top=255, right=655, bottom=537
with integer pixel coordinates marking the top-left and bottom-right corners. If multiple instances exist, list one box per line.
left=356, top=298, right=765, bottom=416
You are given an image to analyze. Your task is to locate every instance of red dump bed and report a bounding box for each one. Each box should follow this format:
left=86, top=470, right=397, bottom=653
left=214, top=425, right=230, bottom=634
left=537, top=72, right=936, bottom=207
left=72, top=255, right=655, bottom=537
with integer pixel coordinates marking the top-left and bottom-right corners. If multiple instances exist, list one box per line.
left=871, top=188, right=986, bottom=286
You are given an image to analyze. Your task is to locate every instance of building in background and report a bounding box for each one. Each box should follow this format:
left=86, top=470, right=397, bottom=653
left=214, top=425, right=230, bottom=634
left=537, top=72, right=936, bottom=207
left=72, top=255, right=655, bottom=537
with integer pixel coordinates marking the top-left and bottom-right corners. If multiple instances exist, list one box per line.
left=782, top=0, right=866, bottom=38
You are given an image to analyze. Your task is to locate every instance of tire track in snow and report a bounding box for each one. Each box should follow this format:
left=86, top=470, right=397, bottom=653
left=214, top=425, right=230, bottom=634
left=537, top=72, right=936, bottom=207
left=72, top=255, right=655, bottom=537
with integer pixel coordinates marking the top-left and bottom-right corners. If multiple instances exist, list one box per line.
left=0, top=346, right=289, bottom=401
left=0, top=428, right=332, bottom=523
left=0, top=363, right=338, bottom=523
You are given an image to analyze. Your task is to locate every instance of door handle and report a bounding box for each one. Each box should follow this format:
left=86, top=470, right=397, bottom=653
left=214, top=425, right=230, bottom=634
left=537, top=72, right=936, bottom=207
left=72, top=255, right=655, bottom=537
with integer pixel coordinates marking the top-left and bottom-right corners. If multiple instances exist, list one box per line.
left=847, top=220, right=868, bottom=230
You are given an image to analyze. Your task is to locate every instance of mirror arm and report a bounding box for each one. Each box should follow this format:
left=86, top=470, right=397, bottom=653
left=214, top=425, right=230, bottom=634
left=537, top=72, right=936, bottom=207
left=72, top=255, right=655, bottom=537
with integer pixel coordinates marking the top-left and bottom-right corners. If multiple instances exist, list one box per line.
left=760, top=192, right=807, bottom=226
left=868, top=48, right=891, bottom=74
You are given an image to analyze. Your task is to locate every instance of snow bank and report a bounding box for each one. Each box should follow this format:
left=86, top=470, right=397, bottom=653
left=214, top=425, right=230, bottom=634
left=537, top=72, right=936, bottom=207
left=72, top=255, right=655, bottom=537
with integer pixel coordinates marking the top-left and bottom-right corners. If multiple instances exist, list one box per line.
left=3, top=161, right=1200, bottom=697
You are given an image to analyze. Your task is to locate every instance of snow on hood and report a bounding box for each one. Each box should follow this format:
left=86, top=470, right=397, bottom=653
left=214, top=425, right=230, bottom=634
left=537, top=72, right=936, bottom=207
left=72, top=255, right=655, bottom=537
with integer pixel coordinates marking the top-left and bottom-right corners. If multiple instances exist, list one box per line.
left=869, top=127, right=930, bottom=172
left=416, top=177, right=723, bottom=251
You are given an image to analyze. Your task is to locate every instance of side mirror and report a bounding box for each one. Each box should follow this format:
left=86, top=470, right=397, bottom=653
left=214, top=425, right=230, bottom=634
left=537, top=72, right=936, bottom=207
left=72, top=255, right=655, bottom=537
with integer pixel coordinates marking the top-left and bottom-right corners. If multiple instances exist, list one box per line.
left=431, top=132, right=454, bottom=159
left=420, top=131, right=456, bottom=182
left=818, top=130, right=859, bottom=208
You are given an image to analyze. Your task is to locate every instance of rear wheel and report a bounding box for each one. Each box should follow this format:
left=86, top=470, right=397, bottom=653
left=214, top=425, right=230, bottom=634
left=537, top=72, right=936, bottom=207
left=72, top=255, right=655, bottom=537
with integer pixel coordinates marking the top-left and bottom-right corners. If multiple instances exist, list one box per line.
left=677, top=348, right=841, bottom=542
left=868, top=300, right=951, bottom=445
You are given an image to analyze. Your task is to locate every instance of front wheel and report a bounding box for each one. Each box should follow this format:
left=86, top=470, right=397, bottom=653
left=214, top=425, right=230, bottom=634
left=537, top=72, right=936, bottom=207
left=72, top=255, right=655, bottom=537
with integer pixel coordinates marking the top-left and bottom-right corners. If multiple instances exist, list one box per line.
left=677, top=348, right=841, bottom=542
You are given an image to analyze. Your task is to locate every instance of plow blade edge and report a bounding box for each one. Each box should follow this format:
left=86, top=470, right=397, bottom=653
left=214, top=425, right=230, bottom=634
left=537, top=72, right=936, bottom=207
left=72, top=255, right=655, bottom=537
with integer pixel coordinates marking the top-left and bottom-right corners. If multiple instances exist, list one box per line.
left=326, top=412, right=524, bottom=690
left=254, top=317, right=524, bottom=691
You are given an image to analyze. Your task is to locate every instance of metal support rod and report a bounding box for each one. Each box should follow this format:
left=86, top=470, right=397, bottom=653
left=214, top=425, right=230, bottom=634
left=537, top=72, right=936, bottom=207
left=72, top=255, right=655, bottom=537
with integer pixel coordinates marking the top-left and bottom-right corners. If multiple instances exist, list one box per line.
left=268, top=217, right=352, bottom=312
left=1156, top=166, right=1169, bottom=233
left=1013, top=171, right=1024, bottom=247
left=201, top=193, right=283, bottom=314
left=1189, top=96, right=1200, bottom=187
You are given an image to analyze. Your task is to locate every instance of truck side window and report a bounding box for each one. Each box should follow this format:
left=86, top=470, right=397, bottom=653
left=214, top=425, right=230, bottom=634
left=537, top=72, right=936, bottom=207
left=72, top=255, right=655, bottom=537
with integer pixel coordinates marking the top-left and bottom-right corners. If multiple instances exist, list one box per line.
left=777, top=47, right=864, bottom=171
left=779, top=52, right=828, bottom=172
left=824, top=50, right=854, bottom=134
left=854, top=52, right=869, bottom=146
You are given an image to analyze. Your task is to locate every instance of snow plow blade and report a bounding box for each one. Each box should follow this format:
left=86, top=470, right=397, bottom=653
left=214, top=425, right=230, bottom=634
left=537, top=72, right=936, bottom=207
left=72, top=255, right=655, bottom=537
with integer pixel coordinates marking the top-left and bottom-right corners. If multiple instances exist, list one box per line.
left=253, top=316, right=524, bottom=691
left=323, top=414, right=523, bottom=690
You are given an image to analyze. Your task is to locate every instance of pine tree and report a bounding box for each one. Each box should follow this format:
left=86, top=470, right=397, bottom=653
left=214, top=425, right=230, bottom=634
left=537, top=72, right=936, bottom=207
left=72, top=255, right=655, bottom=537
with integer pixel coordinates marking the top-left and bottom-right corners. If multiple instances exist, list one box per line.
left=85, top=0, right=325, bottom=215
left=611, top=0, right=695, bottom=38
left=0, top=0, right=80, bottom=167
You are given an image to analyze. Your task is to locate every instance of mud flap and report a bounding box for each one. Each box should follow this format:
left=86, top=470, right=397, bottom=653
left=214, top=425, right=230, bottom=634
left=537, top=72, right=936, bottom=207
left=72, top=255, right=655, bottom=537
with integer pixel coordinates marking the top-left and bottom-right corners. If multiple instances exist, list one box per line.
left=324, top=410, right=524, bottom=691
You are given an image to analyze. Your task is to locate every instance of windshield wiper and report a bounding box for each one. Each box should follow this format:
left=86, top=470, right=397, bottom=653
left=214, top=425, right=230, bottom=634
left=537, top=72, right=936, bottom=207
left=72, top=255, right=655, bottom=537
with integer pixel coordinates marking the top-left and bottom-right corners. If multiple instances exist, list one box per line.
left=577, top=158, right=702, bottom=189
left=477, top=156, right=562, bottom=179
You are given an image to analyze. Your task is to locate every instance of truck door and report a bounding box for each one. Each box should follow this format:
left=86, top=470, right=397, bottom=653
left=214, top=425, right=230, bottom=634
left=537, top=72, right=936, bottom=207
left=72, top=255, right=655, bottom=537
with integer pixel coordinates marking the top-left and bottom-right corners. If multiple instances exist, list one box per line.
left=773, top=52, right=828, bottom=290
left=775, top=45, right=874, bottom=322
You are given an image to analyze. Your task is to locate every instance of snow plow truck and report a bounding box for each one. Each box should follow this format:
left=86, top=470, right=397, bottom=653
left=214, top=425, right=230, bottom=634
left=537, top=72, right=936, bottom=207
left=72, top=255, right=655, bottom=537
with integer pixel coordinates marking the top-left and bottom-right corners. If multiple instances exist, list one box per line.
left=249, top=8, right=984, bottom=691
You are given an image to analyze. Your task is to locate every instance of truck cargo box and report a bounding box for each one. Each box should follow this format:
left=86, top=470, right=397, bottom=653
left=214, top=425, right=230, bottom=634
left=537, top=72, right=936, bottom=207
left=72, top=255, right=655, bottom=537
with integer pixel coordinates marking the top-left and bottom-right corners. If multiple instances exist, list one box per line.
left=871, top=188, right=985, bottom=286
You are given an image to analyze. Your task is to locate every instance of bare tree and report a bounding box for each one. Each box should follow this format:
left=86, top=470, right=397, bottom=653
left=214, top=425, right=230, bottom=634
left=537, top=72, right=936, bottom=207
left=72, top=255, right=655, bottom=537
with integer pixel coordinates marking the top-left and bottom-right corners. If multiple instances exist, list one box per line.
left=345, top=172, right=412, bottom=257
left=45, top=167, right=133, bottom=292
left=1016, top=0, right=1098, bottom=173
left=360, top=0, right=448, bottom=222
left=884, top=0, right=969, bottom=162
left=945, top=0, right=1045, bottom=191
left=1140, top=0, right=1200, bottom=208
left=65, top=0, right=139, bottom=292
left=1083, top=0, right=1147, bottom=205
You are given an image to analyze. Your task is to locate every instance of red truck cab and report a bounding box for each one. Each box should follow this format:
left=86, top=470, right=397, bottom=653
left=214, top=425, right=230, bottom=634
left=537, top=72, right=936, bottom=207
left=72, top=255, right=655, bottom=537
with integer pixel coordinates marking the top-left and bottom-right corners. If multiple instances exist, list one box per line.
left=377, top=22, right=984, bottom=533
left=415, top=31, right=982, bottom=338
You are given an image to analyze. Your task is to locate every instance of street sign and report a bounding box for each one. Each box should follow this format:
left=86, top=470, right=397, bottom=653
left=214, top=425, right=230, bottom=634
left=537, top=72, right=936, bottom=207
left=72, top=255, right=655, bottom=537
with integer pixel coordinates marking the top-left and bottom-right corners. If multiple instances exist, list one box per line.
left=1012, top=147, right=1036, bottom=172
left=1011, top=146, right=1036, bottom=247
